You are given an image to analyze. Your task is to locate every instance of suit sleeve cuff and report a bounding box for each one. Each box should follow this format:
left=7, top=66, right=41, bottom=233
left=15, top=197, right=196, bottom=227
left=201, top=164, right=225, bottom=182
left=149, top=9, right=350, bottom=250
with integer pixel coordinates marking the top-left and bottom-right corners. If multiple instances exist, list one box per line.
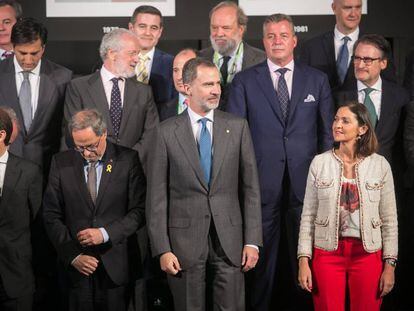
left=99, top=228, right=110, bottom=243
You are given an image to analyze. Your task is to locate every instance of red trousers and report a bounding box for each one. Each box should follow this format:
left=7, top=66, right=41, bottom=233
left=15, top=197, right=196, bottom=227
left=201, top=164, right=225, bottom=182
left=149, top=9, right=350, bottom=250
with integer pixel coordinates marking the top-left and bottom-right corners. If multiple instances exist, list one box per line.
left=311, top=238, right=383, bottom=311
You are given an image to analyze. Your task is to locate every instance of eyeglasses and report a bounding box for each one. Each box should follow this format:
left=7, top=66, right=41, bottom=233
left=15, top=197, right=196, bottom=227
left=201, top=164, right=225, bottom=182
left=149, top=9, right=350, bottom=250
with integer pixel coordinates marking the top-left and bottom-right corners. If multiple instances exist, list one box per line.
left=353, top=56, right=381, bottom=66
left=74, top=136, right=102, bottom=153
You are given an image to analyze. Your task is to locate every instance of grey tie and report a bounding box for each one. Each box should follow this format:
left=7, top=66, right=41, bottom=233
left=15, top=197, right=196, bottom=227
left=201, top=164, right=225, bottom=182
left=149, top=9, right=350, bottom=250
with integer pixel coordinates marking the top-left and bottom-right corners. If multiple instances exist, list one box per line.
left=87, top=161, right=98, bottom=204
left=19, top=71, right=32, bottom=132
left=276, top=68, right=290, bottom=122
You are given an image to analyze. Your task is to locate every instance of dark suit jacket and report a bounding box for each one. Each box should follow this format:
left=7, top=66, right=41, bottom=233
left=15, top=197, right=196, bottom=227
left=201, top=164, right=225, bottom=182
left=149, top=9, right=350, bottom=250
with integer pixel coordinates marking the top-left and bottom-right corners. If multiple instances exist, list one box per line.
left=336, top=79, right=409, bottom=165
left=147, top=110, right=262, bottom=269
left=403, top=49, right=414, bottom=101
left=64, top=71, right=159, bottom=166
left=0, top=153, right=42, bottom=298
left=159, top=97, right=179, bottom=122
left=300, top=30, right=397, bottom=94
left=227, top=60, right=334, bottom=205
left=43, top=142, right=146, bottom=286
left=0, top=57, right=72, bottom=175
left=200, top=42, right=266, bottom=111
left=150, top=49, right=176, bottom=109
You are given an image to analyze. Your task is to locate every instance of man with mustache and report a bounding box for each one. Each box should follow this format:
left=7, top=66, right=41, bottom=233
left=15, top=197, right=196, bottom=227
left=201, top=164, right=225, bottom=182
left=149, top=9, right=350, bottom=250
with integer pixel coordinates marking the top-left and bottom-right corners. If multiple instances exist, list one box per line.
left=64, top=28, right=159, bottom=168
left=147, top=58, right=262, bottom=310
left=200, top=1, right=265, bottom=110
left=227, top=13, right=334, bottom=310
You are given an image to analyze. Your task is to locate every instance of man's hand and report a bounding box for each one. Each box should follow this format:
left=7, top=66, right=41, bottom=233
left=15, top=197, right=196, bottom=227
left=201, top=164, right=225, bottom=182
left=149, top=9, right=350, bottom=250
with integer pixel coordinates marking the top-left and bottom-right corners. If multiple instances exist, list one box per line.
left=160, top=252, right=181, bottom=275
left=241, top=246, right=259, bottom=272
left=77, top=228, right=104, bottom=246
left=72, top=255, right=99, bottom=276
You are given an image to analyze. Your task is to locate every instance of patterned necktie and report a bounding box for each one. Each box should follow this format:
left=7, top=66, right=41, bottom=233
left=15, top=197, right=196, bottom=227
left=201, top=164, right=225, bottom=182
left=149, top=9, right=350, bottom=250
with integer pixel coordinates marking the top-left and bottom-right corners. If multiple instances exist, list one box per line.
left=110, top=77, right=122, bottom=137
left=87, top=161, right=98, bottom=204
left=363, top=88, right=378, bottom=128
left=1, top=50, right=13, bottom=60
left=136, top=54, right=149, bottom=84
left=198, top=118, right=212, bottom=186
left=19, top=71, right=32, bottom=132
left=337, top=36, right=351, bottom=84
left=220, top=56, right=231, bottom=85
left=276, top=68, right=290, bottom=122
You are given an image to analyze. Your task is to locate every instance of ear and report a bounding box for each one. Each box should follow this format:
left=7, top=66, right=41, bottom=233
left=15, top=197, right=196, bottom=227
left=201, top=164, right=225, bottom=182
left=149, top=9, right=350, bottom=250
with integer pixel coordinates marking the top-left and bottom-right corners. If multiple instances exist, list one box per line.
left=380, top=58, right=388, bottom=71
left=128, top=23, right=133, bottom=31
left=183, top=83, right=191, bottom=96
left=359, top=124, right=368, bottom=136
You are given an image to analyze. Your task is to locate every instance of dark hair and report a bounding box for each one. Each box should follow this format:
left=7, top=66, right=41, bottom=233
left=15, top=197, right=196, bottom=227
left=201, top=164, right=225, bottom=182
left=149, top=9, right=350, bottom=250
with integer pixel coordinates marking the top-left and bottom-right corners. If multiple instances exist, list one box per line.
left=130, top=5, right=163, bottom=27
left=336, top=101, right=378, bottom=157
left=353, top=34, right=391, bottom=60
left=0, top=0, right=22, bottom=20
left=0, top=108, right=13, bottom=146
left=182, top=57, right=217, bottom=85
left=263, top=13, right=295, bottom=35
left=11, top=17, right=48, bottom=46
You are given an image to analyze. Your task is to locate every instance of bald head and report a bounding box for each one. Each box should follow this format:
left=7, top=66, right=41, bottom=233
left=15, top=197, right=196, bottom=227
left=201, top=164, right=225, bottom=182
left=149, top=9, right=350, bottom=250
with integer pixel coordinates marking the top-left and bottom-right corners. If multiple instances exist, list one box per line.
left=173, top=49, right=197, bottom=95
left=332, top=0, right=362, bottom=34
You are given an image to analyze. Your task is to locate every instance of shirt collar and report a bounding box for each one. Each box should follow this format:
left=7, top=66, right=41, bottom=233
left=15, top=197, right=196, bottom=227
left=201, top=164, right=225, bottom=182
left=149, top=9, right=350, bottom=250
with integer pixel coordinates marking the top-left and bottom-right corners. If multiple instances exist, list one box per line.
left=139, top=47, right=155, bottom=61
left=14, top=56, right=41, bottom=75
left=267, top=58, right=294, bottom=73
left=0, top=150, right=9, bottom=164
left=334, top=26, right=359, bottom=43
left=178, top=93, right=187, bottom=106
left=187, top=105, right=214, bottom=124
left=100, top=64, right=123, bottom=82
left=357, top=77, right=382, bottom=92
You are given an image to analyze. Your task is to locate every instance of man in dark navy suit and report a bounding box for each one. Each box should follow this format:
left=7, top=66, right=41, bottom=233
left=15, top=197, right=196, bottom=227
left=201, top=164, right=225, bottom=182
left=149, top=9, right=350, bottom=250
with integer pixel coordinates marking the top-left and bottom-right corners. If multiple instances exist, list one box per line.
left=227, top=13, right=334, bottom=311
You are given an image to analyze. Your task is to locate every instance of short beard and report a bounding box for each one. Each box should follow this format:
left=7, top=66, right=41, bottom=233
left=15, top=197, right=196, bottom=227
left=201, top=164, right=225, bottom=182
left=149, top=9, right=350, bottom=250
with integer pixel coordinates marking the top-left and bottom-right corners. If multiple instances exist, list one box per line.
left=210, top=35, right=239, bottom=56
left=200, top=99, right=219, bottom=112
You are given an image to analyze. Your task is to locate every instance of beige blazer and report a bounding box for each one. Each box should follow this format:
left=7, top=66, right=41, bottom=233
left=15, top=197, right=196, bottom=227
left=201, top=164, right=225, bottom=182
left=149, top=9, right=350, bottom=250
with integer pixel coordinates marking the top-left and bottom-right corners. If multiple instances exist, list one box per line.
left=297, top=150, right=398, bottom=260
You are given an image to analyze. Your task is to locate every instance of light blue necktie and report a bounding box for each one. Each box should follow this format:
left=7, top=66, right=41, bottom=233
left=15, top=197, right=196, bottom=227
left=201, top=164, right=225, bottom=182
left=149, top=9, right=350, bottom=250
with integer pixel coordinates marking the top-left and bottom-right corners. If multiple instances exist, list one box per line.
left=198, top=118, right=212, bottom=185
left=336, top=36, right=351, bottom=84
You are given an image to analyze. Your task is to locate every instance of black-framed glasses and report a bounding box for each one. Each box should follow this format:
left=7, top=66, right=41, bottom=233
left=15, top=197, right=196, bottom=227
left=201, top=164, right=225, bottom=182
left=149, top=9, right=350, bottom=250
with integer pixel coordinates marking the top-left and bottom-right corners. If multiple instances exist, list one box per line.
left=352, top=56, right=381, bottom=65
left=74, top=135, right=102, bottom=153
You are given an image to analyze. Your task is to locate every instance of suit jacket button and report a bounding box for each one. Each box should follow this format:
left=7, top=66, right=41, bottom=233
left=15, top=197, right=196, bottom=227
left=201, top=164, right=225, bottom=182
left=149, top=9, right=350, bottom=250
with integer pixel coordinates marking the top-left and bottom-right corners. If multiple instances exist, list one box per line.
left=284, top=136, right=288, bottom=141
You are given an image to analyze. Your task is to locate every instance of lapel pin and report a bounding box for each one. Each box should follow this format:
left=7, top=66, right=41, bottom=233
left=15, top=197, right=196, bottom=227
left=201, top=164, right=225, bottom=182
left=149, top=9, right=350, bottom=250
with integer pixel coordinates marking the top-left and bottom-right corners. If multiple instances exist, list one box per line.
left=106, top=164, right=112, bottom=173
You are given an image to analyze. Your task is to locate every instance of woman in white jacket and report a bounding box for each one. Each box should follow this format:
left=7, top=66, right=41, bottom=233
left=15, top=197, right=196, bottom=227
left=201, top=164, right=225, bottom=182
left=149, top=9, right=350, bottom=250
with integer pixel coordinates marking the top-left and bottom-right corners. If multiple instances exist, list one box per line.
left=297, top=102, right=398, bottom=311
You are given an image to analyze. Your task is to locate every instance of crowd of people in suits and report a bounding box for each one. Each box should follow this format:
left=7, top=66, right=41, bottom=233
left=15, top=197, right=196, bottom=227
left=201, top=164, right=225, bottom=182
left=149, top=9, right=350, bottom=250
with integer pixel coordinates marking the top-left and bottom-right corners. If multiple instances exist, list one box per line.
left=0, top=0, right=413, bottom=310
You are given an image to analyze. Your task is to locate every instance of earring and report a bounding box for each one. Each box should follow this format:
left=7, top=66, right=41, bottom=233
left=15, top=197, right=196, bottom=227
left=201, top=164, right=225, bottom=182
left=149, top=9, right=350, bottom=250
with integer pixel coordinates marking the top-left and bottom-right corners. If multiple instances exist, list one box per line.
left=356, top=134, right=361, bottom=140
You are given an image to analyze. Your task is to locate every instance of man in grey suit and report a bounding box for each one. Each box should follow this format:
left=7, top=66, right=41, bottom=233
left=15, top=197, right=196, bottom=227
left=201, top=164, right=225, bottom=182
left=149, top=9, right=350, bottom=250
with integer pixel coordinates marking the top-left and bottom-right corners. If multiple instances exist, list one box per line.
left=64, top=28, right=159, bottom=166
left=147, top=58, right=262, bottom=310
left=199, top=1, right=265, bottom=110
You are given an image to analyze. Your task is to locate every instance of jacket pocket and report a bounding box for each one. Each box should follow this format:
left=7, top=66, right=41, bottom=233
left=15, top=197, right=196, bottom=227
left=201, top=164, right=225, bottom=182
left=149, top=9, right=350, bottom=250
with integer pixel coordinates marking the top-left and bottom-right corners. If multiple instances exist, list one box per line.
left=371, top=218, right=383, bottom=243
left=365, top=179, right=384, bottom=202
left=314, top=216, right=329, bottom=240
left=168, top=218, right=191, bottom=228
left=314, top=178, right=334, bottom=200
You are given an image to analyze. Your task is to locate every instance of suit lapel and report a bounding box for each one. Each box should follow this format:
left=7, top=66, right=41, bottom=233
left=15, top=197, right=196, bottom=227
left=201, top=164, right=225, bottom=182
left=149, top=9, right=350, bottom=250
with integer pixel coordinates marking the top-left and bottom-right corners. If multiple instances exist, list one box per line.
left=209, top=112, right=230, bottom=189
left=72, top=152, right=95, bottom=211
left=322, top=31, right=336, bottom=69
left=376, top=81, right=393, bottom=138
left=150, top=49, right=161, bottom=81
left=0, top=154, right=21, bottom=207
left=118, top=78, right=135, bottom=137
left=288, top=63, right=307, bottom=125
left=255, top=63, right=285, bottom=125
left=175, top=113, right=208, bottom=191
left=95, top=143, right=116, bottom=208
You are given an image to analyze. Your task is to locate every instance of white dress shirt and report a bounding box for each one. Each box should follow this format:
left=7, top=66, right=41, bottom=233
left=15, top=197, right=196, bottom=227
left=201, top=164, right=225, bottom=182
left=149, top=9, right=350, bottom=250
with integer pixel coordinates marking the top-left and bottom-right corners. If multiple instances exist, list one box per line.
left=0, top=150, right=9, bottom=196
left=267, top=58, right=295, bottom=98
left=14, top=57, right=41, bottom=118
left=334, top=26, right=359, bottom=67
left=100, top=65, right=126, bottom=108
left=357, top=78, right=383, bottom=119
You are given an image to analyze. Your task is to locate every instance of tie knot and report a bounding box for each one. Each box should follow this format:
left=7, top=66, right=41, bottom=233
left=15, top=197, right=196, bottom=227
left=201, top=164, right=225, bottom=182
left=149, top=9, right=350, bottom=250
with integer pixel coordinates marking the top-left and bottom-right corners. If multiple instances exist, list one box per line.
left=89, top=161, right=98, bottom=168
left=199, top=118, right=209, bottom=127
left=139, top=54, right=149, bottom=62
left=21, top=71, right=31, bottom=79
left=111, top=77, right=121, bottom=85
left=2, top=50, right=13, bottom=59
left=276, top=68, right=289, bottom=76
left=364, top=87, right=374, bottom=95
left=222, top=56, right=231, bottom=64
left=342, top=36, right=351, bottom=43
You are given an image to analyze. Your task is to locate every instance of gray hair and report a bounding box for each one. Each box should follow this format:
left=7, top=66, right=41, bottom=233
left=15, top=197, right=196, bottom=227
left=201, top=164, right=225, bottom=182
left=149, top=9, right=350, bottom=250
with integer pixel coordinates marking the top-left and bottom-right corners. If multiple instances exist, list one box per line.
left=0, top=0, right=22, bottom=19
left=263, top=13, right=295, bottom=35
left=99, top=28, right=136, bottom=61
left=0, top=106, right=17, bottom=122
left=209, top=1, right=248, bottom=29
left=69, top=109, right=107, bottom=136
left=182, top=57, right=216, bottom=85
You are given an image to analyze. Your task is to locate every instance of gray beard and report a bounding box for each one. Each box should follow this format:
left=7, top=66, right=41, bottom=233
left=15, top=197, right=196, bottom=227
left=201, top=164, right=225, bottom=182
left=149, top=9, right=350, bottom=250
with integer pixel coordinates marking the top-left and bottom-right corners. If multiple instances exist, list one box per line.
left=210, top=35, right=239, bottom=56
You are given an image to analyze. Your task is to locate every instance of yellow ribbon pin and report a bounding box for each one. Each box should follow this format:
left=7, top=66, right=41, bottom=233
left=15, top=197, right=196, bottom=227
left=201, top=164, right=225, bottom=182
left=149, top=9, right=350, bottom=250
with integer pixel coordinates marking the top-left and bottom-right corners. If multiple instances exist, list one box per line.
left=106, top=164, right=112, bottom=173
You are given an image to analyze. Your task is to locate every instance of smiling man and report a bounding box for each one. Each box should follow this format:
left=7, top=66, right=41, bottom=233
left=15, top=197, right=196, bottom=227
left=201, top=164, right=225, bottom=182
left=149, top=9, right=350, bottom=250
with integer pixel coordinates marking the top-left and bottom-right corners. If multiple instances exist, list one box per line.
left=0, top=0, right=22, bottom=60
left=64, top=28, right=158, bottom=168
left=200, top=1, right=265, bottom=110
left=128, top=5, right=175, bottom=109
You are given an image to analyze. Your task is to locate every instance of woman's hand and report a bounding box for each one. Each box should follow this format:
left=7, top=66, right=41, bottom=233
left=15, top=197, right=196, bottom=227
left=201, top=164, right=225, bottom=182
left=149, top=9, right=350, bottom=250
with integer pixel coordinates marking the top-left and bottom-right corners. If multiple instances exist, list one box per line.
left=298, top=257, right=313, bottom=292
left=379, top=263, right=395, bottom=297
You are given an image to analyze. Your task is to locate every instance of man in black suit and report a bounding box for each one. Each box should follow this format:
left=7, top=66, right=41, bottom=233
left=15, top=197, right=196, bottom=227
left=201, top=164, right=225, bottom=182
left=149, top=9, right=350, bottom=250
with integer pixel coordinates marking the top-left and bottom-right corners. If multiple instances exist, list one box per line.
left=43, top=109, right=146, bottom=311
left=64, top=28, right=158, bottom=167
left=0, top=108, right=42, bottom=311
left=300, top=0, right=396, bottom=94
left=128, top=5, right=176, bottom=109
left=336, top=34, right=408, bottom=166
left=0, top=17, right=72, bottom=175
left=199, top=1, right=266, bottom=110
left=0, top=0, right=22, bottom=60
left=159, top=48, right=197, bottom=121
left=403, top=49, right=414, bottom=101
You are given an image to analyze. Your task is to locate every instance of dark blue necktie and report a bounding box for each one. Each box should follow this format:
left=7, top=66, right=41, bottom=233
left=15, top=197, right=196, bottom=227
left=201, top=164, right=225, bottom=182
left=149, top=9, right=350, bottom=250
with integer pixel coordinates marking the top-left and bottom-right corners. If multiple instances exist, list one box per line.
left=198, top=118, right=212, bottom=185
left=336, top=36, right=351, bottom=84
left=110, top=77, right=123, bottom=137
left=276, top=68, right=290, bottom=122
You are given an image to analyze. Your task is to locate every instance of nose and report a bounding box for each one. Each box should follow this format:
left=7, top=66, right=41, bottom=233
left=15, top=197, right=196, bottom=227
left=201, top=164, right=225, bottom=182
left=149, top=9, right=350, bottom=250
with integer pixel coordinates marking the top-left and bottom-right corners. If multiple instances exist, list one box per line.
left=216, top=27, right=225, bottom=37
left=356, top=59, right=366, bottom=69
left=212, top=83, right=221, bottom=95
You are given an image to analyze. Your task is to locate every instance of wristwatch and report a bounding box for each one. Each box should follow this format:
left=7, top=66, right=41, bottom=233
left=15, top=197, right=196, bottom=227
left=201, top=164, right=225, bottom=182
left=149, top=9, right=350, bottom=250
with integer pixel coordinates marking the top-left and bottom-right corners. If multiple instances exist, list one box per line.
left=385, top=258, right=397, bottom=267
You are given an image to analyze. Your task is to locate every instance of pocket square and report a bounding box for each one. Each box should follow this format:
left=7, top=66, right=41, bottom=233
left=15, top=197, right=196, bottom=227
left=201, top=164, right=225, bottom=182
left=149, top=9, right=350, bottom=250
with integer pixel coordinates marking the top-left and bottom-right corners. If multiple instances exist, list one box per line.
left=304, top=94, right=316, bottom=102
